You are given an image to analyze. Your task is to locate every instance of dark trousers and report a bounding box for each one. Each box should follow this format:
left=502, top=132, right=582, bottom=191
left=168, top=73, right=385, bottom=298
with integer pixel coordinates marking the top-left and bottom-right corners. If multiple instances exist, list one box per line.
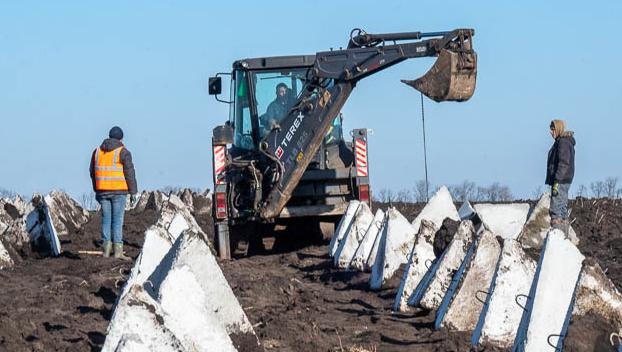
left=550, top=183, right=571, bottom=220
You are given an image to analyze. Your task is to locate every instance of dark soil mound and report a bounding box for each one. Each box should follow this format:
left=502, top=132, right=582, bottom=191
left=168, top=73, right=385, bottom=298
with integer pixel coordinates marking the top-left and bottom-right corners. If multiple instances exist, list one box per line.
left=221, top=245, right=480, bottom=352
left=0, top=208, right=156, bottom=351
left=570, top=198, right=622, bottom=291
left=565, top=312, right=617, bottom=352
left=433, top=218, right=461, bottom=258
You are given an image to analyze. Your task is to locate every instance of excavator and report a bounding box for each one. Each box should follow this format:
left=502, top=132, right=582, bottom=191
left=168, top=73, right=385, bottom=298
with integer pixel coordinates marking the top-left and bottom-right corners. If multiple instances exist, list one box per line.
left=208, top=28, right=477, bottom=259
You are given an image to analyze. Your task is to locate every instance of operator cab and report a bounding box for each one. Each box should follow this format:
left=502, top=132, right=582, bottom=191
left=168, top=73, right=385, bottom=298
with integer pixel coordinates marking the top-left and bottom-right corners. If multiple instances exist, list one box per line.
left=210, top=56, right=343, bottom=156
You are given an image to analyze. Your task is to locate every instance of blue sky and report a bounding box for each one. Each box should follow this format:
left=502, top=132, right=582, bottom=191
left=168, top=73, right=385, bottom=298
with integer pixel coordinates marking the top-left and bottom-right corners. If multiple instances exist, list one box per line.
left=1, top=1, right=620, bottom=199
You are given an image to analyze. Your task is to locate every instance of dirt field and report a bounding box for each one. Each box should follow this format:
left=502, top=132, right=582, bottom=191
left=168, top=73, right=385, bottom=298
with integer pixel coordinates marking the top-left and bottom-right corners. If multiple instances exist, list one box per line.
left=0, top=209, right=156, bottom=351
left=0, top=198, right=620, bottom=351
left=571, top=198, right=622, bottom=291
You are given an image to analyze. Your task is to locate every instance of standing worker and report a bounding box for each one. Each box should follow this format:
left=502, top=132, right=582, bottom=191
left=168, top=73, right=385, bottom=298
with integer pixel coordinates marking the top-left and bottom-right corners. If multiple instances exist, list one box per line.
left=89, top=126, right=138, bottom=259
left=546, top=119, right=575, bottom=233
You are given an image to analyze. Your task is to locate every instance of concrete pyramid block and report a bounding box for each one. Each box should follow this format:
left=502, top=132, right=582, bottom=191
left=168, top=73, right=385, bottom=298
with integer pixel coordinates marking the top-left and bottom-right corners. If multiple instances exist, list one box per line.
left=0, top=240, right=13, bottom=269
left=0, top=199, right=17, bottom=236
left=573, top=259, right=622, bottom=328
left=177, top=188, right=195, bottom=210
left=441, top=229, right=502, bottom=331
left=44, top=190, right=90, bottom=236
left=26, top=194, right=61, bottom=256
left=394, top=219, right=438, bottom=311
left=3, top=219, right=29, bottom=250
left=167, top=213, right=190, bottom=240
left=1, top=198, right=31, bottom=248
left=133, top=191, right=151, bottom=212
left=473, top=203, right=529, bottom=240
left=153, top=265, right=238, bottom=351
left=10, top=195, right=30, bottom=215
left=24, top=191, right=89, bottom=256
left=517, top=192, right=579, bottom=249
left=350, top=209, right=385, bottom=272
left=102, top=285, right=186, bottom=352
left=147, top=230, right=257, bottom=346
left=191, top=191, right=212, bottom=217
left=458, top=200, right=477, bottom=221
left=157, top=194, right=208, bottom=243
left=119, top=225, right=179, bottom=300
left=411, top=186, right=459, bottom=234
left=329, top=200, right=361, bottom=257
left=334, top=202, right=374, bottom=269
left=114, top=336, right=152, bottom=352
left=125, top=191, right=146, bottom=211
left=369, top=208, right=417, bottom=290
left=25, top=199, right=45, bottom=242
left=105, top=214, right=197, bottom=351
left=419, top=220, right=475, bottom=310
left=145, top=191, right=169, bottom=212
left=365, top=211, right=389, bottom=271
left=477, top=240, right=536, bottom=348
left=514, top=229, right=584, bottom=352
left=0, top=199, right=28, bottom=265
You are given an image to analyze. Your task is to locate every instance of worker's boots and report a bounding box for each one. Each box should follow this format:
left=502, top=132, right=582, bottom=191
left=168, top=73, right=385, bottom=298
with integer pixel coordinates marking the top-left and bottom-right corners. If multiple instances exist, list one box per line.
left=102, top=241, right=112, bottom=258
left=113, top=243, right=131, bottom=261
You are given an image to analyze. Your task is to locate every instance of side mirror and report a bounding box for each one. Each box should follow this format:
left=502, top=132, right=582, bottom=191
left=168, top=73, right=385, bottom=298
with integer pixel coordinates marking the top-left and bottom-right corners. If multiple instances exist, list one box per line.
left=208, top=76, right=222, bottom=95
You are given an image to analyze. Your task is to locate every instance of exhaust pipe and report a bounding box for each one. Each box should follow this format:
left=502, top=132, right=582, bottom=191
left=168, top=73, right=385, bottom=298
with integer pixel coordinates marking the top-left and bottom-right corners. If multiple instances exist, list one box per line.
left=402, top=48, right=477, bottom=102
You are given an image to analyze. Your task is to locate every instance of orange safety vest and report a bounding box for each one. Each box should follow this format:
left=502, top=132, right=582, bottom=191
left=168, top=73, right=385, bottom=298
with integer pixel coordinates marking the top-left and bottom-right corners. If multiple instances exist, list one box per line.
left=94, top=146, right=128, bottom=191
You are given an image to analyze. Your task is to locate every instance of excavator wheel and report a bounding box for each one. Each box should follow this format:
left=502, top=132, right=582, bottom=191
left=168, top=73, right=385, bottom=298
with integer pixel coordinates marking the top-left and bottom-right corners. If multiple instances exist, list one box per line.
left=214, top=223, right=231, bottom=260
left=215, top=222, right=269, bottom=259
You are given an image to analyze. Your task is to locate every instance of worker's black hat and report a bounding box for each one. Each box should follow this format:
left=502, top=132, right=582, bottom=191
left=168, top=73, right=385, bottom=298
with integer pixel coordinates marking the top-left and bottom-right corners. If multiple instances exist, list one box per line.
left=109, top=126, right=124, bottom=140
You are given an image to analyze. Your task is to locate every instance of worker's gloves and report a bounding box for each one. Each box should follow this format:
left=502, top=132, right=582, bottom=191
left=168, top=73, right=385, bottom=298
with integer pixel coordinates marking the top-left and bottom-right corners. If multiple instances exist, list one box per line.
left=130, top=194, right=139, bottom=208
left=552, top=182, right=559, bottom=197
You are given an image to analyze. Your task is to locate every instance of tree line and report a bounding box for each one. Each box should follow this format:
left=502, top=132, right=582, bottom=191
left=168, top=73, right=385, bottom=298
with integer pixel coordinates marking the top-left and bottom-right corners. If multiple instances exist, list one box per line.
left=373, top=177, right=622, bottom=203
left=1, top=177, right=621, bottom=208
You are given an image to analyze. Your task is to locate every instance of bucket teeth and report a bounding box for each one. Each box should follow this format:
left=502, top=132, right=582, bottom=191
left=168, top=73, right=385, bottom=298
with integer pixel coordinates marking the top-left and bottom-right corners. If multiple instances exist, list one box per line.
left=403, top=49, right=477, bottom=102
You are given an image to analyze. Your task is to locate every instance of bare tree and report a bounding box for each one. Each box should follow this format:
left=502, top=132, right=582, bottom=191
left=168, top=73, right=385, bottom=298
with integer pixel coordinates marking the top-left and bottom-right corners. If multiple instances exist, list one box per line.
left=489, top=182, right=513, bottom=202
left=375, top=188, right=395, bottom=203
left=531, top=185, right=543, bottom=200
left=160, top=186, right=183, bottom=194
left=395, top=189, right=413, bottom=202
left=574, top=184, right=588, bottom=198
left=475, top=186, right=487, bottom=202
left=412, top=180, right=429, bottom=203
left=474, top=182, right=513, bottom=202
left=0, top=187, right=17, bottom=199
left=449, top=180, right=476, bottom=202
left=604, top=177, right=619, bottom=198
left=590, top=181, right=605, bottom=198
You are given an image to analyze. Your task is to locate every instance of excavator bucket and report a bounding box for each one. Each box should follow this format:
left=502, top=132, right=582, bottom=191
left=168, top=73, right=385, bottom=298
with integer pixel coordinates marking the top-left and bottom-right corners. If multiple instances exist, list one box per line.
left=402, top=49, right=477, bottom=102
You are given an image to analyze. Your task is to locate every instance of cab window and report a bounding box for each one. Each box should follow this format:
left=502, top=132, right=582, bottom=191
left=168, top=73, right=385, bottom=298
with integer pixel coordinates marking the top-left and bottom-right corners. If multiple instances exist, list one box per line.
left=229, top=70, right=255, bottom=150
left=253, top=69, right=306, bottom=137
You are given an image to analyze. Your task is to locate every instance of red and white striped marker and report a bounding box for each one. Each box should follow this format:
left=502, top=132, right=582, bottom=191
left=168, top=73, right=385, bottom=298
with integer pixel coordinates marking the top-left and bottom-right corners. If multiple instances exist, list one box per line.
left=213, top=145, right=226, bottom=184
left=355, top=139, right=368, bottom=177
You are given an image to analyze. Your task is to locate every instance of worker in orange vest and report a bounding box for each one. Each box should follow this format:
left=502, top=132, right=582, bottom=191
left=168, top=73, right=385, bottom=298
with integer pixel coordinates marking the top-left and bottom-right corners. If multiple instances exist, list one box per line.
left=89, top=126, right=138, bottom=259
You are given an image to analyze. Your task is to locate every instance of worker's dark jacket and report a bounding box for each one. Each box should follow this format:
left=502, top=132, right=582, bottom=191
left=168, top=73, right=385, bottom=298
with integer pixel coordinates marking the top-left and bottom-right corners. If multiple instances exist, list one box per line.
left=546, top=132, right=575, bottom=185
left=89, top=138, right=138, bottom=195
